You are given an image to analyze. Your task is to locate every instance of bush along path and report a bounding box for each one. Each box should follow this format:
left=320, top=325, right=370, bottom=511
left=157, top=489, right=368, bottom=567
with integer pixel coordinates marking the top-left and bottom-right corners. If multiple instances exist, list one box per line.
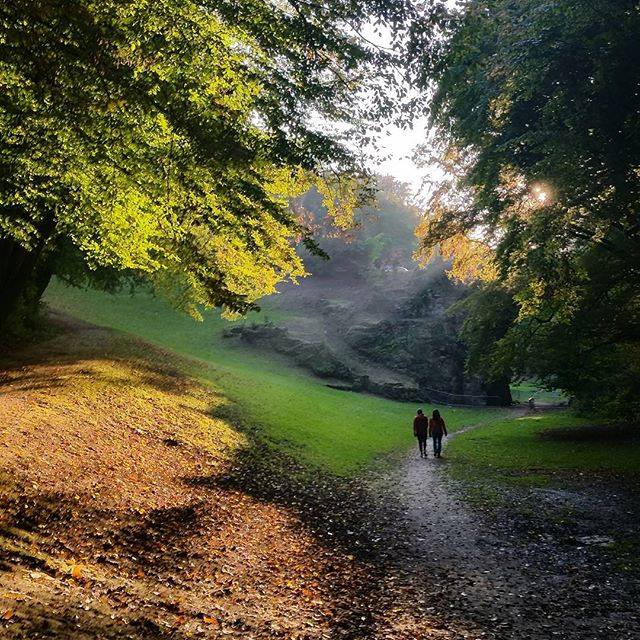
left=1, top=318, right=639, bottom=639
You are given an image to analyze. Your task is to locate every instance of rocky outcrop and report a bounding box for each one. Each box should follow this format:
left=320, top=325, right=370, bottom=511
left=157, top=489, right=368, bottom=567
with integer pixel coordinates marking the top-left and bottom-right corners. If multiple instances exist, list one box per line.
left=329, top=376, right=426, bottom=403
left=225, top=271, right=512, bottom=406
left=223, top=323, right=355, bottom=381
left=342, top=275, right=489, bottom=405
left=223, top=324, right=433, bottom=403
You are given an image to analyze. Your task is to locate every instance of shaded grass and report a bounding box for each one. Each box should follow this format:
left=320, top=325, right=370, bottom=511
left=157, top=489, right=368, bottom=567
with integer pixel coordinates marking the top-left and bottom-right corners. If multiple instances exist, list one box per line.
left=44, top=281, right=500, bottom=474
left=448, top=411, right=640, bottom=475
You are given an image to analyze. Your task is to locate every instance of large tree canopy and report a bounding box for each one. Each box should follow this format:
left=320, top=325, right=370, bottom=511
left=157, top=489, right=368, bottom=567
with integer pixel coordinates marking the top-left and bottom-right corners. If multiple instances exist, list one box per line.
left=413, top=0, right=640, bottom=418
left=0, top=0, right=411, bottom=329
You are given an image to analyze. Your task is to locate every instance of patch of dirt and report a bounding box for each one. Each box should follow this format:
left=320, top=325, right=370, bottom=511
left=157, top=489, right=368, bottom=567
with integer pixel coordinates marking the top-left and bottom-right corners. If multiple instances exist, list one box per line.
left=367, top=429, right=640, bottom=640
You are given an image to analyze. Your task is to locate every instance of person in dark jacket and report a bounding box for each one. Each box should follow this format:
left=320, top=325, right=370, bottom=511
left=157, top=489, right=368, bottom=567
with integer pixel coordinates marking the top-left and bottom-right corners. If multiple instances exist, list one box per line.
left=413, top=409, right=429, bottom=458
left=428, top=409, right=448, bottom=458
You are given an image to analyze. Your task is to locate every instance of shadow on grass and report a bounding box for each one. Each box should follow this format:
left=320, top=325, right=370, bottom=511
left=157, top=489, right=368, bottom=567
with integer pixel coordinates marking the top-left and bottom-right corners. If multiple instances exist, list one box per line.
left=0, top=315, right=423, bottom=639
left=540, top=423, right=639, bottom=443
left=0, top=308, right=460, bottom=640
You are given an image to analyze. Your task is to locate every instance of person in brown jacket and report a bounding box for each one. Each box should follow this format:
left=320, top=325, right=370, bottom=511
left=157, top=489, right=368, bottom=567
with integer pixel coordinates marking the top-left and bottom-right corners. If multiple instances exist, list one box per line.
left=413, top=409, right=429, bottom=458
left=428, top=409, right=448, bottom=458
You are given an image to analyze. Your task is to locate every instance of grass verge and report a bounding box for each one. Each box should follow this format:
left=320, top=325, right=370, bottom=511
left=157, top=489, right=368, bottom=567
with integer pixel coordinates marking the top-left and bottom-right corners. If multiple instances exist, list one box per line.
left=447, top=410, right=640, bottom=475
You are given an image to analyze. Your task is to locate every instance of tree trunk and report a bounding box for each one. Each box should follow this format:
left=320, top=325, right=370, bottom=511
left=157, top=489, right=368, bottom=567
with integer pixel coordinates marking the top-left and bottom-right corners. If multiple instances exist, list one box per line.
left=485, top=378, right=513, bottom=406
left=0, top=233, right=54, bottom=333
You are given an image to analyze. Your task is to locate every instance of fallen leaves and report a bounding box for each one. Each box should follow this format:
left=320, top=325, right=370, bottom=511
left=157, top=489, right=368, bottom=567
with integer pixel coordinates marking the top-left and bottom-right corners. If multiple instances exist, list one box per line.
left=3, top=320, right=637, bottom=640
left=1, top=592, right=29, bottom=602
left=69, top=564, right=83, bottom=580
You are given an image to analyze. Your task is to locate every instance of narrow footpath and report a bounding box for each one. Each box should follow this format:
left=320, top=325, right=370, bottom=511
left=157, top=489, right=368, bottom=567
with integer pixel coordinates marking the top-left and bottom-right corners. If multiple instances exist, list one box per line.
left=366, top=422, right=640, bottom=640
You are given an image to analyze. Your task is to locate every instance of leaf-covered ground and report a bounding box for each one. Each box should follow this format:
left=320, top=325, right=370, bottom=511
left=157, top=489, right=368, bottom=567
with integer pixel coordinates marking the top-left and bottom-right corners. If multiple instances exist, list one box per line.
left=43, top=279, right=499, bottom=475
left=2, top=313, right=639, bottom=639
left=0, top=314, right=461, bottom=639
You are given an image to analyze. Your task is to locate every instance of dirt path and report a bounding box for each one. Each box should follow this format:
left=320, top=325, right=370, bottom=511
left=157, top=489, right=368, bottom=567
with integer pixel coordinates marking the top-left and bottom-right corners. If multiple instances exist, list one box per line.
left=365, top=426, right=640, bottom=640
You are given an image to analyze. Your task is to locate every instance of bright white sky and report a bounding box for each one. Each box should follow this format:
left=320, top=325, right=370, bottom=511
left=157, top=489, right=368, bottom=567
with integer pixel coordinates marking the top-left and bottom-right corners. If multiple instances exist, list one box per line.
left=373, top=120, right=431, bottom=197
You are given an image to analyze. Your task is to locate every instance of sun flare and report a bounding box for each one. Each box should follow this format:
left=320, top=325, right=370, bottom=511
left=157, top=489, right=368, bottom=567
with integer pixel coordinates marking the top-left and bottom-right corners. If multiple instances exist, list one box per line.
left=531, top=183, right=552, bottom=205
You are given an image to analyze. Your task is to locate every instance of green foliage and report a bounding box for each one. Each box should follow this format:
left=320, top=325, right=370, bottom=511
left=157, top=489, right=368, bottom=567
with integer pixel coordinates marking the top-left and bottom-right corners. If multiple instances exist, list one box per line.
left=412, top=0, right=640, bottom=420
left=456, top=284, right=518, bottom=383
left=297, top=175, right=420, bottom=279
left=0, top=0, right=411, bottom=328
left=45, top=279, right=499, bottom=474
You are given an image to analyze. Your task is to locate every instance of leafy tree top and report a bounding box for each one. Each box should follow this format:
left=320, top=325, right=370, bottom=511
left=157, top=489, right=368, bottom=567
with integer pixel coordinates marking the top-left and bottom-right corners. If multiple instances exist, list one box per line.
left=412, top=0, right=640, bottom=285
left=409, top=0, right=640, bottom=417
left=0, top=0, right=413, bottom=318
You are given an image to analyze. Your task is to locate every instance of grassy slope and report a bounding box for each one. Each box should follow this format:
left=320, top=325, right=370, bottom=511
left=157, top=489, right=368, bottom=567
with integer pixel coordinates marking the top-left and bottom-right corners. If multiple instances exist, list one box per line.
left=448, top=411, right=640, bottom=475
left=0, top=326, right=248, bottom=511
left=44, top=281, right=501, bottom=474
left=0, top=323, right=387, bottom=637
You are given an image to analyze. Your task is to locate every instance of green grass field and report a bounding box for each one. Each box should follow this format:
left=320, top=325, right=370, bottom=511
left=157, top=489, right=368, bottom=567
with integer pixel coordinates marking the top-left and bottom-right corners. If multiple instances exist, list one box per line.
left=448, top=411, right=640, bottom=475
left=510, top=381, right=567, bottom=405
left=44, top=281, right=500, bottom=474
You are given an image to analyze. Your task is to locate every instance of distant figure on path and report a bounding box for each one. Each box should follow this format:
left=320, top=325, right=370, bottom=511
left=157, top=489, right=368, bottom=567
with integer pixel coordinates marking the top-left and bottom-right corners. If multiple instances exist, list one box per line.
left=429, top=409, right=448, bottom=458
left=413, top=409, right=429, bottom=458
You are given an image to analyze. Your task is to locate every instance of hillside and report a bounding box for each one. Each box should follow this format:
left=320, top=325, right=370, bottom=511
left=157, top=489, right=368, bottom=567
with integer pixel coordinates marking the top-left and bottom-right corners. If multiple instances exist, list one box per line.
left=241, top=265, right=491, bottom=405
left=0, top=294, right=501, bottom=637
left=42, top=280, right=496, bottom=473
left=2, top=301, right=638, bottom=640
left=239, top=183, right=510, bottom=406
left=0, top=312, right=445, bottom=639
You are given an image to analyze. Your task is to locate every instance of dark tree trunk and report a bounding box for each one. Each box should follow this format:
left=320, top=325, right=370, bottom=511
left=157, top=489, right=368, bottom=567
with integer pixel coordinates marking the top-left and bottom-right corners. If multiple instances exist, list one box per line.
left=485, top=378, right=513, bottom=406
left=0, top=230, right=54, bottom=333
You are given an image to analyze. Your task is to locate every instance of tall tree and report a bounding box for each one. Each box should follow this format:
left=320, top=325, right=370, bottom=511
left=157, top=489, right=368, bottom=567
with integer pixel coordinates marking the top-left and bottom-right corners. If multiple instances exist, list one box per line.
left=412, top=0, right=640, bottom=419
left=0, top=0, right=410, bottom=331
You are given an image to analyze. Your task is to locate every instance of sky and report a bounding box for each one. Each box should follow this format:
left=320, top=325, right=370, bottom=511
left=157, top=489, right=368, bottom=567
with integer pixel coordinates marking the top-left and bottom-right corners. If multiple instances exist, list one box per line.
left=373, top=120, right=431, bottom=197
left=358, top=24, right=440, bottom=202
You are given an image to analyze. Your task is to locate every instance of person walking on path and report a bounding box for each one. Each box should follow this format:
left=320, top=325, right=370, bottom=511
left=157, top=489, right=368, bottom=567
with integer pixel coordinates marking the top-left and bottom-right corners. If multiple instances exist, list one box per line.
left=413, top=409, right=429, bottom=458
left=429, top=409, right=448, bottom=458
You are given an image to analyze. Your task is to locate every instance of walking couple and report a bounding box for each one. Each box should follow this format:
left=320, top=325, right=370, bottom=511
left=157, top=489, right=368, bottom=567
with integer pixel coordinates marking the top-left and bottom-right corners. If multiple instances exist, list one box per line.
left=413, top=408, right=448, bottom=458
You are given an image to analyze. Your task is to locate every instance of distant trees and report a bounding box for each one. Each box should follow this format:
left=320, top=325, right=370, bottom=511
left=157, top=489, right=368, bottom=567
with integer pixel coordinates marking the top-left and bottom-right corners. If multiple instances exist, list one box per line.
left=0, top=0, right=410, bottom=331
left=295, top=176, right=419, bottom=280
left=412, top=0, right=640, bottom=419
